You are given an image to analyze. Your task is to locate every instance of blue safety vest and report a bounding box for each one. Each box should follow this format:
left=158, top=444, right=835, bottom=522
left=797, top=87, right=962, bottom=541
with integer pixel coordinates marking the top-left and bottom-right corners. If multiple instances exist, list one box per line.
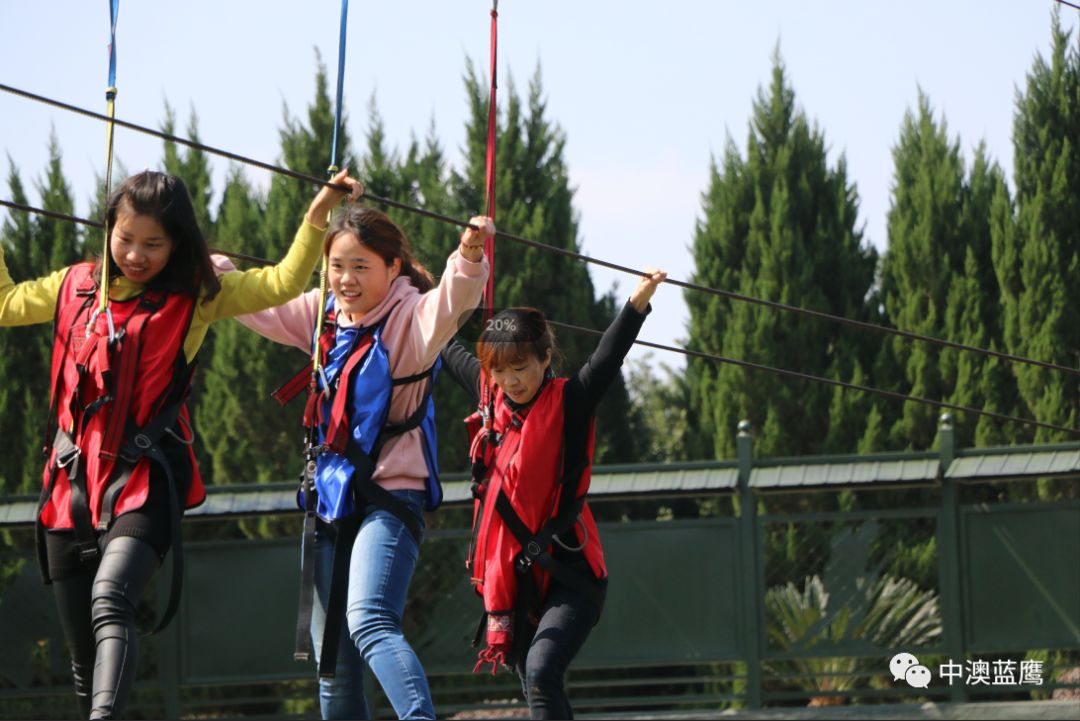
left=300, top=294, right=442, bottom=521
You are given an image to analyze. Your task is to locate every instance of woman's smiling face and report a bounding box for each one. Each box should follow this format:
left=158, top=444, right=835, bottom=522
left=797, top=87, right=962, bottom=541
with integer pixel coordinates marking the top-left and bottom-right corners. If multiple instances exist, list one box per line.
left=328, top=232, right=401, bottom=319
left=109, top=206, right=174, bottom=283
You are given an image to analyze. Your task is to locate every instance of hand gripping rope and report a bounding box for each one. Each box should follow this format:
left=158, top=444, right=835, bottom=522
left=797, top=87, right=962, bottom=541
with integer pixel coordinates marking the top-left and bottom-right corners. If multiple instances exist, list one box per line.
left=479, top=0, right=499, bottom=430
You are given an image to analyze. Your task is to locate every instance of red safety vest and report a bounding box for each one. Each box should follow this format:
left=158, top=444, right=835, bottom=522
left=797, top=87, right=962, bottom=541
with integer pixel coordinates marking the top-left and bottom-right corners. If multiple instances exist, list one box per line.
left=469, top=378, right=606, bottom=615
left=38, top=263, right=204, bottom=530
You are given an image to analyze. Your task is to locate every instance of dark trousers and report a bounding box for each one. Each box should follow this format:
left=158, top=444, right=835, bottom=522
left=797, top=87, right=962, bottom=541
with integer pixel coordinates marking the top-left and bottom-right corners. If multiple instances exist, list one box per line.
left=514, top=576, right=604, bottom=720
left=50, top=536, right=160, bottom=719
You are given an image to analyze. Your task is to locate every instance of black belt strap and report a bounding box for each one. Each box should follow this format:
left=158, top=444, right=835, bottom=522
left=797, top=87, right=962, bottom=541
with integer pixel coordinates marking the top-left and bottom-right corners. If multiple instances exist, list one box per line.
left=294, top=454, right=319, bottom=663
left=390, top=366, right=434, bottom=387
left=347, top=444, right=423, bottom=542
left=55, top=430, right=101, bottom=565
left=493, top=490, right=604, bottom=610
left=34, top=434, right=74, bottom=584
left=138, top=441, right=184, bottom=635
left=316, top=515, right=360, bottom=678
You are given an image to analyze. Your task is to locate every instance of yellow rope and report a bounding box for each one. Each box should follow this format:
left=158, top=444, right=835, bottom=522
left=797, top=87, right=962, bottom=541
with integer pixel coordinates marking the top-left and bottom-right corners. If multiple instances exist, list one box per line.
left=98, top=87, right=118, bottom=319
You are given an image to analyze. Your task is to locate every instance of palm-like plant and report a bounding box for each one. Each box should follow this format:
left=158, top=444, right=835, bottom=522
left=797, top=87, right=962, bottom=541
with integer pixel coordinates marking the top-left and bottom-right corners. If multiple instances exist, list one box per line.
left=763, top=574, right=941, bottom=704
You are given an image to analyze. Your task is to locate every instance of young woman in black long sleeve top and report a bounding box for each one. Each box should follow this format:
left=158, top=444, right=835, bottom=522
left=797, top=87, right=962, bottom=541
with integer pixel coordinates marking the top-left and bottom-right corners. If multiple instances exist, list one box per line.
left=441, top=269, right=666, bottom=720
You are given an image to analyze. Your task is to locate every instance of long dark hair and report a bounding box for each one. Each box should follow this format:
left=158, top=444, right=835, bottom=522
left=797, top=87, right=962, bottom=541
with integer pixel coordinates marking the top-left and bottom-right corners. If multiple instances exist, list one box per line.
left=96, top=170, right=221, bottom=300
left=325, top=206, right=435, bottom=293
left=476, top=307, right=562, bottom=373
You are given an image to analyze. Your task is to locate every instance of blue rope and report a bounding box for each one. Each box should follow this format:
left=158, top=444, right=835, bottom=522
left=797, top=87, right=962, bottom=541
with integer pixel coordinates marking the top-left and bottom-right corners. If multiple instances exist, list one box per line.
left=106, top=0, right=119, bottom=95
left=328, top=0, right=349, bottom=174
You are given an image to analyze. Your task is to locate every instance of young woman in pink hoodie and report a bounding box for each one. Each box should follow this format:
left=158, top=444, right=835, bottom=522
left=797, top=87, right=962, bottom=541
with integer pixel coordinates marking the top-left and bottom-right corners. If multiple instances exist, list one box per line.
left=216, top=207, right=493, bottom=720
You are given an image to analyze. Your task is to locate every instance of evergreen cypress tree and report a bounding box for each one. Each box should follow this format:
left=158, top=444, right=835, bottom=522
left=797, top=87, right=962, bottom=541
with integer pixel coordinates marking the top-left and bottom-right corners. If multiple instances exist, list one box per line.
left=946, top=147, right=1018, bottom=446
left=0, top=161, right=43, bottom=494
left=879, top=99, right=1016, bottom=450
left=194, top=168, right=280, bottom=486
left=993, top=13, right=1080, bottom=441
left=196, top=58, right=347, bottom=486
left=879, top=94, right=964, bottom=449
left=161, top=104, right=217, bottom=450
left=686, top=53, right=876, bottom=459
left=0, top=138, right=83, bottom=493
left=161, top=103, right=213, bottom=237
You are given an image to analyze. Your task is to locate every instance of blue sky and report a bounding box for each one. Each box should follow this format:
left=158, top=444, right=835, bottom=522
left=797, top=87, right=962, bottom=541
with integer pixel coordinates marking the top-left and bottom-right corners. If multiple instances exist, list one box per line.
left=1, top=1, right=1075, bottom=370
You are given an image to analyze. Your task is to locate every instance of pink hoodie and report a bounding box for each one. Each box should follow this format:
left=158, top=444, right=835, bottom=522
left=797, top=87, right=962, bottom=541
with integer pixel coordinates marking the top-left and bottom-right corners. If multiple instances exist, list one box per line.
left=213, top=250, right=488, bottom=493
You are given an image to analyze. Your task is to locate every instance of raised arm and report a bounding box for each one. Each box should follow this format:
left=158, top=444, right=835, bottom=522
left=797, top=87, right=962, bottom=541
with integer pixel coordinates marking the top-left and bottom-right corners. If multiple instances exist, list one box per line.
left=212, top=252, right=320, bottom=353
left=407, top=216, right=493, bottom=367
left=198, top=169, right=362, bottom=323
left=567, top=269, right=667, bottom=414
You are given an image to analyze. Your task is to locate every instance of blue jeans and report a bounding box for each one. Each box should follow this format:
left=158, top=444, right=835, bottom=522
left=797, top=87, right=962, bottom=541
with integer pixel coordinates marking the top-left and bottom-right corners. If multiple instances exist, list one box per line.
left=308, top=489, right=435, bottom=720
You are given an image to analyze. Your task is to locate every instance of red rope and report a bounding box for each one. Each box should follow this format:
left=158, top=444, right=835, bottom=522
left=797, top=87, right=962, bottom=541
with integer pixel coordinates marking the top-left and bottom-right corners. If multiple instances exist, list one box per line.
left=480, top=0, right=499, bottom=423
left=483, top=0, right=498, bottom=317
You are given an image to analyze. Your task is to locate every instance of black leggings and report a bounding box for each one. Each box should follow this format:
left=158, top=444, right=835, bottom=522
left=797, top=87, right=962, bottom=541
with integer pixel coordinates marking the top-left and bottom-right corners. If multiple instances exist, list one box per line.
left=51, top=536, right=160, bottom=720
left=514, top=578, right=604, bottom=720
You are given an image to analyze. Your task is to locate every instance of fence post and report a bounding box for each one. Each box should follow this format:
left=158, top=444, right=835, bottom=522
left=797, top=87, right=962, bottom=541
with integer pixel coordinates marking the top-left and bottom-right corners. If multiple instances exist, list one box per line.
left=736, top=419, right=763, bottom=708
left=936, top=413, right=967, bottom=703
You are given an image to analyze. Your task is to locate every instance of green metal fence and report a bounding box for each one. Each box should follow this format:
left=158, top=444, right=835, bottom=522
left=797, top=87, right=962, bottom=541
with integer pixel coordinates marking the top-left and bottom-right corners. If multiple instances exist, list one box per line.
left=1, top=415, right=1077, bottom=718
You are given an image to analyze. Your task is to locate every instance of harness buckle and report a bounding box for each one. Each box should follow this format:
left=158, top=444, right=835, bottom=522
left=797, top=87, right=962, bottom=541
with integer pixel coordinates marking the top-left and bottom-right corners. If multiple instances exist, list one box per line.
left=77, top=541, right=101, bottom=564
left=133, top=434, right=153, bottom=450
left=56, top=444, right=81, bottom=469
left=526, top=541, right=542, bottom=557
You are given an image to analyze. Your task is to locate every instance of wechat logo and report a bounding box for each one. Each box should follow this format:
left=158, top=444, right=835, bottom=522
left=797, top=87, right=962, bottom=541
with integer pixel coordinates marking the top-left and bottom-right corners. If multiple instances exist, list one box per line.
left=890, top=652, right=932, bottom=688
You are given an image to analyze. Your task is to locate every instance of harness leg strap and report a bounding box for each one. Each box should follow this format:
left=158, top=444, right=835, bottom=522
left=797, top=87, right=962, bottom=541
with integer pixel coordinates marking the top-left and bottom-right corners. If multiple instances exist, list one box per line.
left=318, top=516, right=360, bottom=679
left=56, top=431, right=100, bottom=565
left=144, top=442, right=184, bottom=635
left=294, top=459, right=319, bottom=662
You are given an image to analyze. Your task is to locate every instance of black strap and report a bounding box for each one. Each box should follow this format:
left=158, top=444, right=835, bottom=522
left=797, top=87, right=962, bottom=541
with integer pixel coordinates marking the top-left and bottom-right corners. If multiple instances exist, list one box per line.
left=100, top=394, right=187, bottom=530
left=343, top=444, right=423, bottom=543
left=493, top=490, right=604, bottom=610
left=141, top=441, right=184, bottom=635
left=293, top=453, right=319, bottom=663
left=305, top=361, right=436, bottom=677
left=107, top=374, right=194, bottom=635
left=54, top=431, right=101, bottom=565
left=471, top=610, right=488, bottom=648
left=390, top=365, right=434, bottom=387
left=376, top=372, right=436, bottom=445
left=316, top=515, right=360, bottom=679
left=34, top=451, right=65, bottom=584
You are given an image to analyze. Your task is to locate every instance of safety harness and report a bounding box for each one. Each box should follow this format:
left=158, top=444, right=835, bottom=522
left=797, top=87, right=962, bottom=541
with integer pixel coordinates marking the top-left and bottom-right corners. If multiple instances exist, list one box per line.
left=274, top=298, right=440, bottom=677
left=467, top=378, right=605, bottom=665
left=35, top=262, right=197, bottom=634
